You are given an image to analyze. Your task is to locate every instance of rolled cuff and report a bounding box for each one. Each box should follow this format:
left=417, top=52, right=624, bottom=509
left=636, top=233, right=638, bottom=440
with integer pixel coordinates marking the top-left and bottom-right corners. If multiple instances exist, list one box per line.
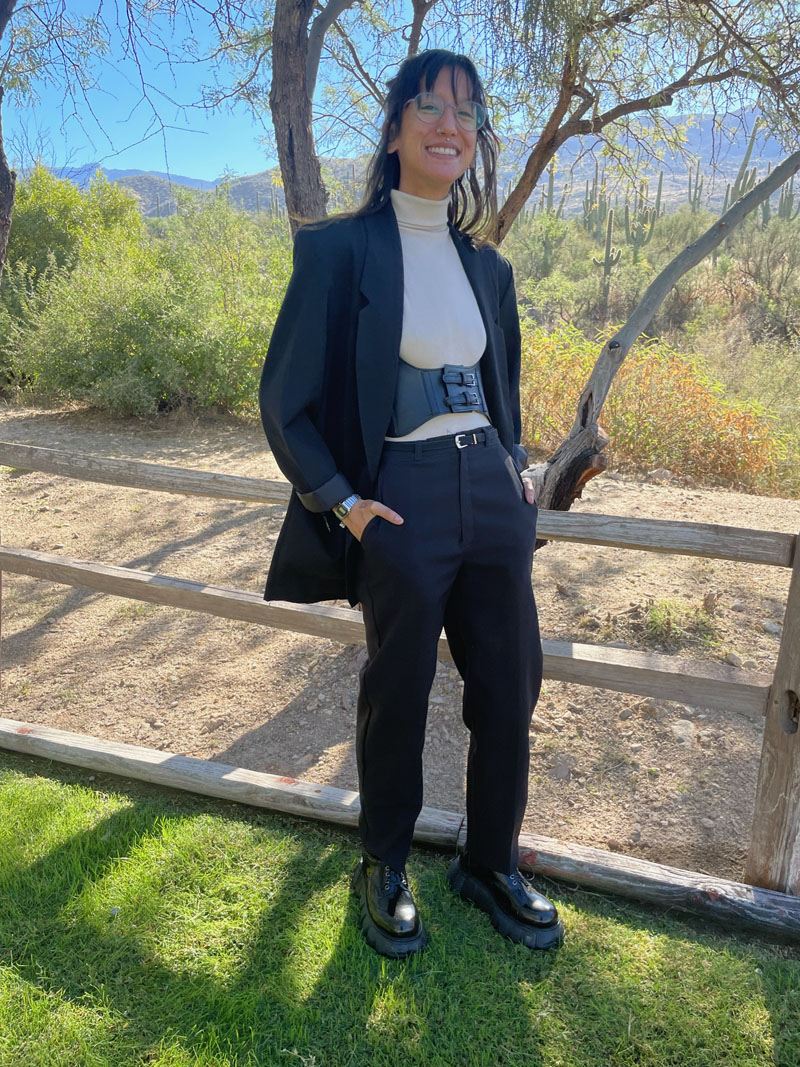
left=512, top=443, right=528, bottom=473
left=296, top=471, right=355, bottom=513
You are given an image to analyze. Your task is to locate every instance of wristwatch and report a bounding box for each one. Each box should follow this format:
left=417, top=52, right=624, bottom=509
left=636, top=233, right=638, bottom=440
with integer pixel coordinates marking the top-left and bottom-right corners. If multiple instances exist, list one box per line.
left=332, top=493, right=361, bottom=526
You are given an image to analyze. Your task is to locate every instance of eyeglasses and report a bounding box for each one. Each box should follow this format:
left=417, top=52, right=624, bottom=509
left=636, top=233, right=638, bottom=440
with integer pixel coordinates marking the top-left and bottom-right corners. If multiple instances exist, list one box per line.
left=405, top=92, right=486, bottom=133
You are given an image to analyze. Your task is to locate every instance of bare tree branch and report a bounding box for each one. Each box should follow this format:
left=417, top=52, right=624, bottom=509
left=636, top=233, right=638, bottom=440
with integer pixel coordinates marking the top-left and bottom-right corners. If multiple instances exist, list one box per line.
left=495, top=42, right=747, bottom=242
left=330, top=19, right=385, bottom=107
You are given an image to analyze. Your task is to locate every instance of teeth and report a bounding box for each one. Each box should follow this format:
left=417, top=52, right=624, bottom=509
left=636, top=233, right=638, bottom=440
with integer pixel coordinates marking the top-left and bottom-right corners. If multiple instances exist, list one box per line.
left=428, top=146, right=457, bottom=156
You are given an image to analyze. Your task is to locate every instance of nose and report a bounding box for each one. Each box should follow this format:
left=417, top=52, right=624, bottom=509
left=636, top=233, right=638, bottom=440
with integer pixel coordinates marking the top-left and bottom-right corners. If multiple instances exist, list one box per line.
left=436, top=104, right=458, bottom=135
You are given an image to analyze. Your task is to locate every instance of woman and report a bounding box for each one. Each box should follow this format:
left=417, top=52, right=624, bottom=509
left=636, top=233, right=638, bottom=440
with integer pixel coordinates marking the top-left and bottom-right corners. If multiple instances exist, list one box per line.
left=259, top=48, right=564, bottom=959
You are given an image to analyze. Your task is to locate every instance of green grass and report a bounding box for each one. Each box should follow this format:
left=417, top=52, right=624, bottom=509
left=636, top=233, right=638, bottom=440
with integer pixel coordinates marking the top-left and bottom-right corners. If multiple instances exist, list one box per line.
left=642, top=597, right=718, bottom=650
left=0, top=750, right=799, bottom=1067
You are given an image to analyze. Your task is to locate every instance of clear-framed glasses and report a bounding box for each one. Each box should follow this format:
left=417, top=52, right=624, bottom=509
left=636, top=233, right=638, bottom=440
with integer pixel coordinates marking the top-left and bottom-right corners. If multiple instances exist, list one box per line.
left=406, top=92, right=486, bottom=133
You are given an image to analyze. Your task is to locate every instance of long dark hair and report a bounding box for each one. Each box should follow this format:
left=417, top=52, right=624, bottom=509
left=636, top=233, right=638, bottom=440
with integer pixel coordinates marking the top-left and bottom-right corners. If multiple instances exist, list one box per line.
left=357, top=50, right=499, bottom=239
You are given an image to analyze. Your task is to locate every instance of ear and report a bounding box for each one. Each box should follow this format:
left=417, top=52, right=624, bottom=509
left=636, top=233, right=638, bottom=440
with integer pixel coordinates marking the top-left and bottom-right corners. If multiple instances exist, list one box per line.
left=384, top=113, right=402, bottom=155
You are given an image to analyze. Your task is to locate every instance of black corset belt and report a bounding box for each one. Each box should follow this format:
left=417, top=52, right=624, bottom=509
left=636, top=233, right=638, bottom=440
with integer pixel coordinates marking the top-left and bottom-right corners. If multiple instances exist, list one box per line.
left=388, top=360, right=489, bottom=437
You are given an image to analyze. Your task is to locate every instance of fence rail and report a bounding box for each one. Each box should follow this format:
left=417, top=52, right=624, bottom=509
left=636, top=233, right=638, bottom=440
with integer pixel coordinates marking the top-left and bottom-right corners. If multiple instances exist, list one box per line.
left=2, top=440, right=799, bottom=918
left=0, top=545, right=773, bottom=717
left=1, top=442, right=794, bottom=566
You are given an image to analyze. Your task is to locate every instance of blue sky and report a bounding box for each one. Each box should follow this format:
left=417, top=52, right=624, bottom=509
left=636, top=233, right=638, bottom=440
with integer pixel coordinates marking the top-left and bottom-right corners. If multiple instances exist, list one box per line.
left=5, top=4, right=278, bottom=181
left=3, top=3, right=773, bottom=185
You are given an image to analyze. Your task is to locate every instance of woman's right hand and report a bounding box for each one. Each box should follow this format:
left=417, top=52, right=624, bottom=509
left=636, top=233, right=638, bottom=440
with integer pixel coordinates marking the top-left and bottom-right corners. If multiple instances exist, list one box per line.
left=342, top=498, right=404, bottom=542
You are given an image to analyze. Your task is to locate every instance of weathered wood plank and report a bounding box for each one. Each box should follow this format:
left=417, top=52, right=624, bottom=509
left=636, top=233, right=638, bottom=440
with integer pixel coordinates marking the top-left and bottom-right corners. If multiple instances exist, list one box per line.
left=746, top=530, right=800, bottom=893
left=535, top=511, right=795, bottom=568
left=0, top=718, right=461, bottom=847
left=0, top=441, right=292, bottom=505
left=1, top=442, right=794, bottom=566
left=541, top=638, right=770, bottom=718
left=0, top=546, right=772, bottom=715
left=2, top=717, right=799, bottom=941
left=514, top=833, right=800, bottom=940
left=0, top=545, right=366, bottom=643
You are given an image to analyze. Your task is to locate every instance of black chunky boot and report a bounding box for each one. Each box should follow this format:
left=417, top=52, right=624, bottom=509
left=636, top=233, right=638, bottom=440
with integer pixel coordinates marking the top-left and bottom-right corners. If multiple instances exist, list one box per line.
left=350, top=852, right=429, bottom=959
left=447, top=853, right=564, bottom=950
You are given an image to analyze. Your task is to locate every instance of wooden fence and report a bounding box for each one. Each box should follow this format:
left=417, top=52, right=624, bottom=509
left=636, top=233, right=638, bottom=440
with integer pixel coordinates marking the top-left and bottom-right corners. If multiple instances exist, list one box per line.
left=1, top=441, right=799, bottom=938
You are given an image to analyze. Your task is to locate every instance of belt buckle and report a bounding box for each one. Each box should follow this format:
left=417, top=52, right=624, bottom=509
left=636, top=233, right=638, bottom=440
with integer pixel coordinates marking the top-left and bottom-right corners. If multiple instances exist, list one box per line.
left=455, top=432, right=479, bottom=449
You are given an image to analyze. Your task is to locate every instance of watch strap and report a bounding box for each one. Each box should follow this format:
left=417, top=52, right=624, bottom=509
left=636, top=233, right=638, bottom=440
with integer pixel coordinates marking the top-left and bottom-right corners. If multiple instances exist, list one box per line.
left=332, top=494, right=361, bottom=523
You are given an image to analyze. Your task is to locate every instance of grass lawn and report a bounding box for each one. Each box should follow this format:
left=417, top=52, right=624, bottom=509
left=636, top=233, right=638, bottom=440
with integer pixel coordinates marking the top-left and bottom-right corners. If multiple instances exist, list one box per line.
left=1, top=749, right=799, bottom=1067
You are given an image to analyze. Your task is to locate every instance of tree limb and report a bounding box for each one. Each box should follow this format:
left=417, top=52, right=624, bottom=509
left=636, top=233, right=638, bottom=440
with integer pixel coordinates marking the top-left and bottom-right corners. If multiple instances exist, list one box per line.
left=307, top=0, right=357, bottom=97
left=495, top=43, right=737, bottom=242
left=528, top=147, right=800, bottom=516
left=330, top=19, right=385, bottom=107
left=0, top=0, right=17, bottom=43
left=406, top=0, right=437, bottom=56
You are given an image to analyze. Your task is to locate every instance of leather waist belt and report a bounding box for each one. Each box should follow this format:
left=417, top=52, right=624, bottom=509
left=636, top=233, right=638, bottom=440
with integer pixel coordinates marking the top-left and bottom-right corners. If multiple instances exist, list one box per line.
left=383, top=427, right=497, bottom=453
left=388, top=360, right=489, bottom=437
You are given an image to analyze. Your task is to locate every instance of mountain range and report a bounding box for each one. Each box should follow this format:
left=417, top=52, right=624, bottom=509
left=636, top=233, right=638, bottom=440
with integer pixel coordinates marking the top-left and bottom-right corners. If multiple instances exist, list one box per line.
left=54, top=113, right=792, bottom=219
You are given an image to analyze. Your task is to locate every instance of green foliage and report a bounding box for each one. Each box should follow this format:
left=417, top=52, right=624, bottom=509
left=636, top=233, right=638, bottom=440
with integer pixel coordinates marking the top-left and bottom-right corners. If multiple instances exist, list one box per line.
left=4, top=165, right=142, bottom=282
left=4, top=188, right=293, bottom=415
left=503, top=210, right=572, bottom=283
left=643, top=597, right=717, bottom=649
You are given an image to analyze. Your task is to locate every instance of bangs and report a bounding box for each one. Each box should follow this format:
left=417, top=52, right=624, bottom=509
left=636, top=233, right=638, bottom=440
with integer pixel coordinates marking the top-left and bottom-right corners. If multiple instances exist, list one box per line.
left=422, top=58, right=479, bottom=102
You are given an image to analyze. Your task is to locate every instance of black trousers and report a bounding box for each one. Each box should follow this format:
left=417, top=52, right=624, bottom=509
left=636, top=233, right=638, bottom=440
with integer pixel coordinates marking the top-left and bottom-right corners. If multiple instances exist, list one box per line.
left=354, top=427, right=543, bottom=874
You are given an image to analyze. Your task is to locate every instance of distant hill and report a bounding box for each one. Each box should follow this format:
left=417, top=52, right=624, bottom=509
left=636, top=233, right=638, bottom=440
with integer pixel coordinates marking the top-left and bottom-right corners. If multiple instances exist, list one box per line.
left=55, top=112, right=793, bottom=218
left=57, top=164, right=218, bottom=191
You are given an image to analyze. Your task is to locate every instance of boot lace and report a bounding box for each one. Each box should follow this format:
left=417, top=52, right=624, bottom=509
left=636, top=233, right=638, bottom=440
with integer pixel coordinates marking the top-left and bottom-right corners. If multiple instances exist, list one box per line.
left=508, top=870, right=532, bottom=891
left=382, top=865, right=410, bottom=893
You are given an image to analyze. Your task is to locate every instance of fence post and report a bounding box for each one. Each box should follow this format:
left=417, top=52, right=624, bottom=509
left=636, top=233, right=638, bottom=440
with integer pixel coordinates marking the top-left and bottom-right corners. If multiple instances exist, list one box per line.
left=746, top=530, right=800, bottom=892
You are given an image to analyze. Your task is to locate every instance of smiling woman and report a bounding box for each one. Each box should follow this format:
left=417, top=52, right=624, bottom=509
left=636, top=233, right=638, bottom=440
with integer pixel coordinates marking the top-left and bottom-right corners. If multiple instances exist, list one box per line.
left=387, top=70, right=480, bottom=200
left=258, top=48, right=564, bottom=961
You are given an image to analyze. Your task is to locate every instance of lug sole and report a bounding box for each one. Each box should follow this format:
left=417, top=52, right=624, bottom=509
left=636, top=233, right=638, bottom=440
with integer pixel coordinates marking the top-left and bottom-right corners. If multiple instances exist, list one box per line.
left=446, top=856, right=564, bottom=950
left=350, top=860, right=429, bottom=959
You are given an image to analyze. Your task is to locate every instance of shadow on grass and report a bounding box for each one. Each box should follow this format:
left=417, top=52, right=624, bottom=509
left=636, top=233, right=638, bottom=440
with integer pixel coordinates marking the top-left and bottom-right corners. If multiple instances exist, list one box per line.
left=1, top=751, right=799, bottom=1067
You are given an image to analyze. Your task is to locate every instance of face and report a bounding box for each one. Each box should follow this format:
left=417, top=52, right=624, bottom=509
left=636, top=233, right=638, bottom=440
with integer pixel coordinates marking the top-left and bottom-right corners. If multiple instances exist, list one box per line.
left=388, top=66, right=478, bottom=200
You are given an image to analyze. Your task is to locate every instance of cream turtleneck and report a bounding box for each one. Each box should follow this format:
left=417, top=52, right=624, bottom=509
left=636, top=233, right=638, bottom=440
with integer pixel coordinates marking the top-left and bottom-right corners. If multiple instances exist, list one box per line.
left=386, top=188, right=489, bottom=441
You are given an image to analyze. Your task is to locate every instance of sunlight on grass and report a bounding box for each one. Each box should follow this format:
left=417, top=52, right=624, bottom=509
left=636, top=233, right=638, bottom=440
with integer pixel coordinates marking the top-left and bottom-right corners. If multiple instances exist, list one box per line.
left=0, top=966, right=123, bottom=1067
left=1, top=752, right=799, bottom=1067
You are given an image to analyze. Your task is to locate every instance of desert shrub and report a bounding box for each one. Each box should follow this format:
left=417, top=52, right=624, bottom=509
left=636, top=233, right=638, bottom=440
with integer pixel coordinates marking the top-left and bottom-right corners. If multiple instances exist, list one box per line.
left=5, top=191, right=293, bottom=415
left=520, top=324, right=791, bottom=493
left=4, top=165, right=142, bottom=283
left=6, top=211, right=292, bottom=414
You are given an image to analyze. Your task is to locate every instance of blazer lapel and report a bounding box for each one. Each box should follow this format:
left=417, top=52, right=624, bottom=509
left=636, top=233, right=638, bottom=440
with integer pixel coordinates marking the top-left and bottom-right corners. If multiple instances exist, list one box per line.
left=356, top=203, right=404, bottom=480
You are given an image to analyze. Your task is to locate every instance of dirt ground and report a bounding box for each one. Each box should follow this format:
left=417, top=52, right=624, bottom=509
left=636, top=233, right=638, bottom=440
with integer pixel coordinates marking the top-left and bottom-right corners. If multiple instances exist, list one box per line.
left=2, top=402, right=798, bottom=883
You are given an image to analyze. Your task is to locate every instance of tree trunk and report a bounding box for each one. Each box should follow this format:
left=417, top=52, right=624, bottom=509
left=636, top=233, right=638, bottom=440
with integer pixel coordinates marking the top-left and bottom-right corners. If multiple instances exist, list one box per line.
left=270, top=0, right=329, bottom=232
left=528, top=148, right=800, bottom=517
left=0, top=86, right=17, bottom=284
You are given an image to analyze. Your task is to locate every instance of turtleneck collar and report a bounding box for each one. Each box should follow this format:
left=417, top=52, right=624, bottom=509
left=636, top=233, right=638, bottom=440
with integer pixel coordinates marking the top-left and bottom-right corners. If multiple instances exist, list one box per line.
left=390, top=188, right=450, bottom=232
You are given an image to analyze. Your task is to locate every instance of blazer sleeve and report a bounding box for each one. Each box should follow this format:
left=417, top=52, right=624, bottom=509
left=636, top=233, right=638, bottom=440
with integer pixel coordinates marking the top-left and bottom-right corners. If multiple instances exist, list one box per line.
left=497, top=255, right=528, bottom=472
left=259, top=226, right=355, bottom=512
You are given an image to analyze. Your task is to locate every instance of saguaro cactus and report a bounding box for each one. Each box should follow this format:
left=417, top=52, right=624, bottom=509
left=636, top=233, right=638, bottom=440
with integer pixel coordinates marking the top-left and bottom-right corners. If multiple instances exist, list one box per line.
left=778, top=176, right=800, bottom=221
left=582, top=161, right=609, bottom=240
left=624, top=175, right=662, bottom=262
left=592, top=209, right=621, bottom=318
left=688, top=160, right=704, bottom=213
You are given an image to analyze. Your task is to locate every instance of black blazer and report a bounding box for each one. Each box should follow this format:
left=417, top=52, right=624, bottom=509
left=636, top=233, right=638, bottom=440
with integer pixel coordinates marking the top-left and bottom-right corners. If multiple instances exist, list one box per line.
left=259, top=198, right=526, bottom=606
